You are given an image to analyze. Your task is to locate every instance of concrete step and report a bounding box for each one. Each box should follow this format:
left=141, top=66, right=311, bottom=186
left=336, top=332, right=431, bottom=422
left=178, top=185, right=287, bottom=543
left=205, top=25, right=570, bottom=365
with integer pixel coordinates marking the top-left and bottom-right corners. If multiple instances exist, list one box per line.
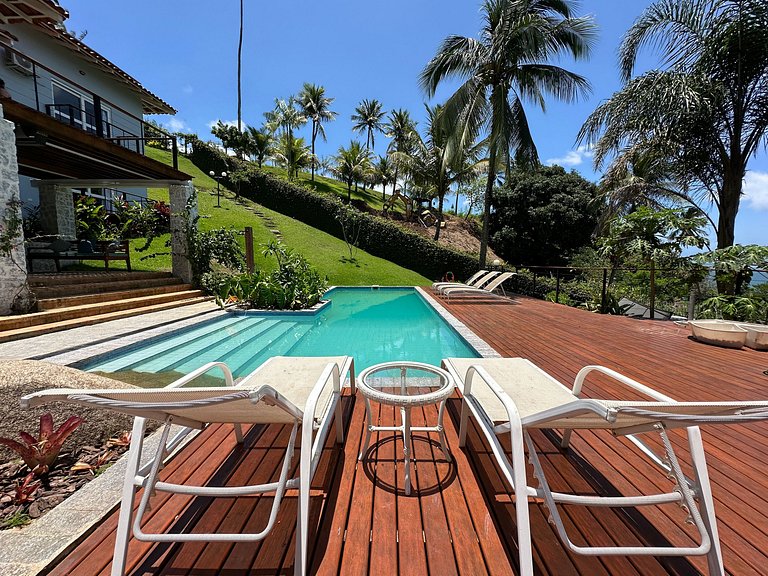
left=31, top=276, right=183, bottom=299
left=0, top=290, right=206, bottom=331
left=36, top=284, right=196, bottom=311
left=27, top=271, right=175, bottom=287
left=0, top=296, right=214, bottom=344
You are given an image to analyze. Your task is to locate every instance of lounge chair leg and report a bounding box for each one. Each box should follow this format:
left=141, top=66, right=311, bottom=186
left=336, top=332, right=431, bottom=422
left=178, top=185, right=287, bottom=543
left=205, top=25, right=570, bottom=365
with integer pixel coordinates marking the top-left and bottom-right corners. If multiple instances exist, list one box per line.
left=111, top=417, right=147, bottom=576
left=688, top=427, right=725, bottom=575
left=295, top=421, right=312, bottom=576
left=510, top=423, right=534, bottom=576
left=334, top=367, right=344, bottom=444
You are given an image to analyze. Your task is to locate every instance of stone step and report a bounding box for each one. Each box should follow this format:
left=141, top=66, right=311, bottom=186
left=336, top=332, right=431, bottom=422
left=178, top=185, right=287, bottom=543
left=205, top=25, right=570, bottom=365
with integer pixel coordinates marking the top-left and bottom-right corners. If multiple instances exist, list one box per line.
left=27, top=271, right=175, bottom=287
left=0, top=296, right=214, bottom=344
left=0, top=290, right=206, bottom=331
left=36, top=284, right=195, bottom=311
left=31, top=276, right=184, bottom=299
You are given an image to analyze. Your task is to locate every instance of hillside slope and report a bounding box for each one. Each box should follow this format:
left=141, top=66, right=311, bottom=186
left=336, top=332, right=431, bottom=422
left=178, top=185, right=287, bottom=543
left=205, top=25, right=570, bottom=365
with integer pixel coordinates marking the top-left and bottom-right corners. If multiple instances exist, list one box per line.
left=138, top=148, right=430, bottom=285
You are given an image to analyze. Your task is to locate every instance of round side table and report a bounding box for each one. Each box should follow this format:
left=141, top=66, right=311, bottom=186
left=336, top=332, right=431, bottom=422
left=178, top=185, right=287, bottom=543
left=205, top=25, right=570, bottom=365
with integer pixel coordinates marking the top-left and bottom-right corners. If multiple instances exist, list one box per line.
left=356, top=361, right=454, bottom=495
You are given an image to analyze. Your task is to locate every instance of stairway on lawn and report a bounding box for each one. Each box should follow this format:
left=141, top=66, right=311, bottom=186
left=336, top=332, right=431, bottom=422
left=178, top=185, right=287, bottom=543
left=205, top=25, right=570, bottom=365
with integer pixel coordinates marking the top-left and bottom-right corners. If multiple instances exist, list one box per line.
left=0, top=271, right=212, bottom=343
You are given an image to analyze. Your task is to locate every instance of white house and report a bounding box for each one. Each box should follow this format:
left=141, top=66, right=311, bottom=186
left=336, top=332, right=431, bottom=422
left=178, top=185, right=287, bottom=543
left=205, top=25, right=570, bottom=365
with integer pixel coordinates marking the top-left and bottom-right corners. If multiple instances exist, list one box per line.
left=0, top=0, right=195, bottom=313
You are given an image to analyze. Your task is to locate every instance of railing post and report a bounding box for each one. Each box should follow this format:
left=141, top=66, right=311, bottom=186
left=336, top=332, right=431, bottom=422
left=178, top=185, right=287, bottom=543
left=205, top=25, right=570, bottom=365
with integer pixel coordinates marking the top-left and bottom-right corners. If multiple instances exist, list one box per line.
left=172, top=137, right=179, bottom=170
left=32, top=61, right=40, bottom=111
left=244, top=227, right=254, bottom=273
left=532, top=270, right=537, bottom=295
left=649, top=260, right=656, bottom=320
left=555, top=269, right=561, bottom=303
left=93, top=95, right=104, bottom=138
left=601, top=268, right=608, bottom=314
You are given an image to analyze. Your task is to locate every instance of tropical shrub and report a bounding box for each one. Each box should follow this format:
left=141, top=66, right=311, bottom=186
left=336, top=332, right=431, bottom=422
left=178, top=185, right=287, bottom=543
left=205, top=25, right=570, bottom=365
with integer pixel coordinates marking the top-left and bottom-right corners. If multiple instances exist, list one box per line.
left=698, top=295, right=768, bottom=323
left=74, top=195, right=107, bottom=241
left=0, top=413, right=84, bottom=476
left=216, top=241, right=327, bottom=310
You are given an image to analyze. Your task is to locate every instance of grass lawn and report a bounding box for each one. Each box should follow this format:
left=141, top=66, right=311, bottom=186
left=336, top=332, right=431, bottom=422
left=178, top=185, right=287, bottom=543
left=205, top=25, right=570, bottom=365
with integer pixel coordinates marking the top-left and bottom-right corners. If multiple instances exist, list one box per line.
left=99, top=148, right=429, bottom=285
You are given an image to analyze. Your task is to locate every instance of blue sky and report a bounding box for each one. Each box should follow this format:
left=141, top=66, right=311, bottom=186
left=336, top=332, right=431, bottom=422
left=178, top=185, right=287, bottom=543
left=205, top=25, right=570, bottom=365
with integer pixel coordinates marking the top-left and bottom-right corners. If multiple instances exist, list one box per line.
left=66, top=0, right=766, bottom=246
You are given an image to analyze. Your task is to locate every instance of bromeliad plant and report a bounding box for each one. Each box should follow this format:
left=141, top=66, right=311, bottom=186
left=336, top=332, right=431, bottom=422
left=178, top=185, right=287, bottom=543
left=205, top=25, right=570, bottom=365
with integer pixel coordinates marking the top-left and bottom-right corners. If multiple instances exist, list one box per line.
left=0, top=413, right=84, bottom=476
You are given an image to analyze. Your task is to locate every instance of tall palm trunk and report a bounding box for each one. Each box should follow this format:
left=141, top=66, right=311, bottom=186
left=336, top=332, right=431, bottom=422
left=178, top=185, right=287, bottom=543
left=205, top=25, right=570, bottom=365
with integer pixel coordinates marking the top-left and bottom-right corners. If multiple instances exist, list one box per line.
left=715, top=169, right=742, bottom=294
left=479, top=147, right=496, bottom=267
left=310, top=120, right=317, bottom=182
left=434, top=190, right=446, bottom=241
left=237, top=0, right=243, bottom=132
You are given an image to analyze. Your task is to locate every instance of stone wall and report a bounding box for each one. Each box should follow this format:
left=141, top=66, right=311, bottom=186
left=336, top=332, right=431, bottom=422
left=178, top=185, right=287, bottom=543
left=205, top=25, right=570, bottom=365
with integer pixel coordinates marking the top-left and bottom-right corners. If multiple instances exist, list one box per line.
left=0, top=104, right=29, bottom=314
left=38, top=184, right=77, bottom=240
left=169, top=182, right=195, bottom=284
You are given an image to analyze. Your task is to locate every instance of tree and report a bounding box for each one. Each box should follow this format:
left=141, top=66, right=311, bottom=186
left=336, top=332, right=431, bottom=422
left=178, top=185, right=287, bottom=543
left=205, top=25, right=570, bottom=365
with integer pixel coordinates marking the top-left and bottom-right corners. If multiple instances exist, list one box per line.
left=578, top=0, right=768, bottom=251
left=373, top=155, right=395, bottom=201
left=420, top=0, right=596, bottom=266
left=599, top=205, right=709, bottom=317
left=385, top=108, right=417, bottom=200
left=351, top=99, right=386, bottom=151
left=490, top=165, right=600, bottom=266
left=264, top=96, right=307, bottom=140
left=244, top=126, right=273, bottom=168
left=298, top=83, right=337, bottom=182
left=394, top=105, right=481, bottom=241
left=332, top=141, right=372, bottom=202
left=210, top=120, right=240, bottom=155
left=237, top=0, right=244, bottom=133
left=457, top=175, right=486, bottom=218
left=274, top=134, right=312, bottom=180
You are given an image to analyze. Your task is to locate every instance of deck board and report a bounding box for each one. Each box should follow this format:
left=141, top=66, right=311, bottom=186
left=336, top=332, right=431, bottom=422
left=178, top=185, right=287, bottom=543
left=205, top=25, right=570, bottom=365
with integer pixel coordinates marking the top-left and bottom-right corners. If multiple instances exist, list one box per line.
left=48, top=294, right=768, bottom=575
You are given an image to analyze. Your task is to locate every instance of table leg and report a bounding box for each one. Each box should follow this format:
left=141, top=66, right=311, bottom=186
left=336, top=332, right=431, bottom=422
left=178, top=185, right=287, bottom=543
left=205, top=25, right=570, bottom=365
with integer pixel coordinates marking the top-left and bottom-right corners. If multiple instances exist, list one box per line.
left=437, top=399, right=451, bottom=462
left=358, top=396, right=373, bottom=461
left=402, top=406, right=412, bottom=495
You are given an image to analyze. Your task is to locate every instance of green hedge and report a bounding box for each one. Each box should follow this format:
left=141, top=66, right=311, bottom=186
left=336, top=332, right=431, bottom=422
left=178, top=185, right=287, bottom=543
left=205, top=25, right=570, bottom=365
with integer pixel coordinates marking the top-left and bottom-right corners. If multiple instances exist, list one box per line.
left=189, top=138, right=479, bottom=281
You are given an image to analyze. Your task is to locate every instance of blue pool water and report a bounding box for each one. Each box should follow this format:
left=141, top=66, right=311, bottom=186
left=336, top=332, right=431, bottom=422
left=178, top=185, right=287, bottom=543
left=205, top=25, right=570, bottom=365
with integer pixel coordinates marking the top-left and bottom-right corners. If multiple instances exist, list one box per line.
left=83, top=288, right=479, bottom=381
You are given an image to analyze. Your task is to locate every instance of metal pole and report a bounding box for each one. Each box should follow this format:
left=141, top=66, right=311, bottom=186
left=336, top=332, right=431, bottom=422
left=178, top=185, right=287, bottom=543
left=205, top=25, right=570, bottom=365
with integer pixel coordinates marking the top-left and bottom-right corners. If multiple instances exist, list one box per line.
left=649, top=260, right=656, bottom=320
left=216, top=179, right=221, bottom=208
left=555, top=269, right=561, bottom=304
left=601, top=268, right=608, bottom=314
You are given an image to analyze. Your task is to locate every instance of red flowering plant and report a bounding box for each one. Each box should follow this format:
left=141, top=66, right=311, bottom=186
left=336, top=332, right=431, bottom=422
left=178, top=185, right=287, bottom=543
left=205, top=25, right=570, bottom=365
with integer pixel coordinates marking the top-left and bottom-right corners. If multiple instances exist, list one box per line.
left=0, top=413, right=84, bottom=476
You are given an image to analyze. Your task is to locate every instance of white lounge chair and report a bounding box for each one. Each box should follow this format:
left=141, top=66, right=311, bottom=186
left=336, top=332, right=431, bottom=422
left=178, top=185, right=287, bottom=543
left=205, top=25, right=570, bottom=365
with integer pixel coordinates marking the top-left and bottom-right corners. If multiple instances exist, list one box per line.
left=431, top=269, right=487, bottom=291
left=21, top=355, right=355, bottom=576
left=441, top=271, right=515, bottom=299
left=432, top=270, right=499, bottom=294
left=442, top=357, right=768, bottom=576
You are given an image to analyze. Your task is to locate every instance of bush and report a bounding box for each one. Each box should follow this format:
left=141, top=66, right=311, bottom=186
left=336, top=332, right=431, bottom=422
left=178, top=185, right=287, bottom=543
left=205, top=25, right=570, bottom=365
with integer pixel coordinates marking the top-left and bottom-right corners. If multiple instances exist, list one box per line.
left=217, top=241, right=328, bottom=310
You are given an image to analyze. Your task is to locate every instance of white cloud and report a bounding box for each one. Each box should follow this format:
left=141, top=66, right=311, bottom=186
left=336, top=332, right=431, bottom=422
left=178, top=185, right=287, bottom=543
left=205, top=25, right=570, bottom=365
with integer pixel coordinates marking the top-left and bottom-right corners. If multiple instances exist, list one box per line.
left=545, top=145, right=593, bottom=168
left=162, top=117, right=191, bottom=133
left=181, top=84, right=193, bottom=94
left=206, top=119, right=238, bottom=129
left=744, top=171, right=768, bottom=211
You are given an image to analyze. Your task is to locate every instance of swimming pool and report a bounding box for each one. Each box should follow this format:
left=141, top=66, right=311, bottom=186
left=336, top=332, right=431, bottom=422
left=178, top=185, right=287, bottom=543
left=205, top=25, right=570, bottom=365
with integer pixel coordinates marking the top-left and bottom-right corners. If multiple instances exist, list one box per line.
left=83, top=287, right=479, bottom=384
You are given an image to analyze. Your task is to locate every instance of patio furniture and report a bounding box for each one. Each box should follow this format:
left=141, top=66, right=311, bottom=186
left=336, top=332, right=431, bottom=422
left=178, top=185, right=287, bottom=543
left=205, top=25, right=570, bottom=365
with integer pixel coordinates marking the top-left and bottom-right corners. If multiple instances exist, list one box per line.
left=26, top=239, right=131, bottom=272
left=432, top=269, right=491, bottom=292
left=21, top=355, right=355, bottom=576
left=689, top=319, right=748, bottom=348
left=441, top=271, right=515, bottom=299
left=357, top=361, right=454, bottom=495
left=740, top=323, right=768, bottom=350
left=442, top=356, right=768, bottom=576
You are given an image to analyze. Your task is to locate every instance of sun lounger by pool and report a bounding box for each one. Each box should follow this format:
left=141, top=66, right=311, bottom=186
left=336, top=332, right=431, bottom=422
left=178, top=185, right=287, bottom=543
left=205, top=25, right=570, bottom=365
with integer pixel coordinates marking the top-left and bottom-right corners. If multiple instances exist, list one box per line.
left=442, top=357, right=768, bottom=576
left=432, top=270, right=499, bottom=294
left=441, top=271, right=515, bottom=299
left=21, top=356, right=355, bottom=576
left=432, top=269, right=487, bottom=291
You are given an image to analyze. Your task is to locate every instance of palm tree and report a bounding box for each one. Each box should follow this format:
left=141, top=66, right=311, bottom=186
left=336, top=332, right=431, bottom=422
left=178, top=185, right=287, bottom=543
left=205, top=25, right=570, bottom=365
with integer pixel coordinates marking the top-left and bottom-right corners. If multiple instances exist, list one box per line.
left=264, top=96, right=307, bottom=140
left=237, top=0, right=244, bottom=133
left=274, top=134, right=313, bottom=180
left=245, top=126, right=273, bottom=168
left=298, top=83, right=338, bottom=182
left=332, top=141, right=372, bottom=202
left=385, top=108, right=417, bottom=200
left=351, top=99, right=386, bottom=151
left=395, top=105, right=482, bottom=240
left=420, top=0, right=595, bottom=266
left=578, top=0, right=768, bottom=251
left=373, top=155, right=395, bottom=201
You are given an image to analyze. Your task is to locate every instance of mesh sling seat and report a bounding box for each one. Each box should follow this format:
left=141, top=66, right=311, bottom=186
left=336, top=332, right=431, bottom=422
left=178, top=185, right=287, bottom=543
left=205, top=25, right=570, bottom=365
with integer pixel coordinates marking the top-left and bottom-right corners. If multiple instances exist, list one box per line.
left=21, top=355, right=355, bottom=576
left=442, top=357, right=768, bottom=576
left=432, top=269, right=495, bottom=293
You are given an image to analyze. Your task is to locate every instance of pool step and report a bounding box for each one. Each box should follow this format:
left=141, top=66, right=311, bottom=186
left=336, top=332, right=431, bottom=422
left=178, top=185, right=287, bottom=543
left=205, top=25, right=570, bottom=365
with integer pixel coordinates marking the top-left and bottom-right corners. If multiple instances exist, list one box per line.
left=28, top=272, right=180, bottom=299
left=0, top=296, right=214, bottom=344
left=231, top=321, right=314, bottom=375
left=36, top=283, right=196, bottom=310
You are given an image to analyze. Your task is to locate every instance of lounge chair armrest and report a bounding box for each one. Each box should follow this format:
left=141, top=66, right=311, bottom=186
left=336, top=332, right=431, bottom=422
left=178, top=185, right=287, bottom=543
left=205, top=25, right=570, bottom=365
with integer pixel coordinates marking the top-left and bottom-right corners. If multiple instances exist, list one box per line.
left=464, top=364, right=524, bottom=429
left=573, top=365, right=675, bottom=402
left=166, top=361, right=234, bottom=389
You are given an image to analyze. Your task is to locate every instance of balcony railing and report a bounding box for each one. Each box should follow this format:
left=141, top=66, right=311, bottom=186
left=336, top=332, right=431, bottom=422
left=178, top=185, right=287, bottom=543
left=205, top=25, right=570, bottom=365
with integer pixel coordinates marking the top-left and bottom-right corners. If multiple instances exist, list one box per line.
left=1, top=42, right=178, bottom=169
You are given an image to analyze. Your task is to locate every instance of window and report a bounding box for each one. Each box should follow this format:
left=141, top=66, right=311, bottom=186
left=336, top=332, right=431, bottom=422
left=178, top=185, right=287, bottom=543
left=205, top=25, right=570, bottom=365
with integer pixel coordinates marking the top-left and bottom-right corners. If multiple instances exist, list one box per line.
left=51, top=82, right=110, bottom=135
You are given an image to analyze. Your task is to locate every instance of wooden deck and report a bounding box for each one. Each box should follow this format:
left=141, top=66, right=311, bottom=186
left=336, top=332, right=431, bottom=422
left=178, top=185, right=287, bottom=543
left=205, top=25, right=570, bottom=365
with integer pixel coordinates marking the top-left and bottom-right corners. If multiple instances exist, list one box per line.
left=49, top=295, right=768, bottom=575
